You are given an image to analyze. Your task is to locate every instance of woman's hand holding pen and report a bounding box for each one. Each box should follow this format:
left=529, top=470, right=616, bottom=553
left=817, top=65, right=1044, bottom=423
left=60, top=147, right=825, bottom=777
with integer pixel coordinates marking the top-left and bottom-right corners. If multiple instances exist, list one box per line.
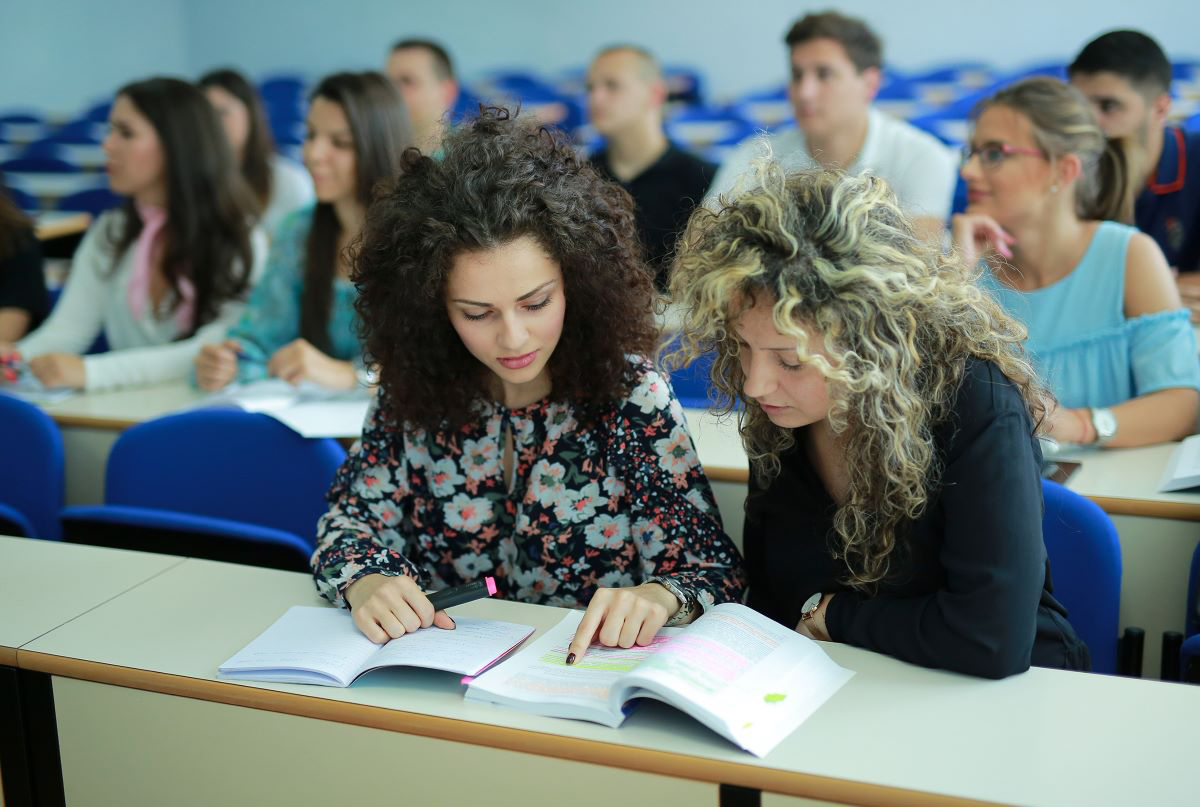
left=344, top=573, right=455, bottom=644
left=565, top=583, right=682, bottom=665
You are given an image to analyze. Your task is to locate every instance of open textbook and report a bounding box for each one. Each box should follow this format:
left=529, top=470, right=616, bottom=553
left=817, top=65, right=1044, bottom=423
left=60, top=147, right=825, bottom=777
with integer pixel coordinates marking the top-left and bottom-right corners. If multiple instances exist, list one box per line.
left=1159, top=434, right=1200, bottom=492
left=466, top=603, right=853, bottom=757
left=218, top=606, right=534, bottom=687
left=199, top=379, right=371, bottom=438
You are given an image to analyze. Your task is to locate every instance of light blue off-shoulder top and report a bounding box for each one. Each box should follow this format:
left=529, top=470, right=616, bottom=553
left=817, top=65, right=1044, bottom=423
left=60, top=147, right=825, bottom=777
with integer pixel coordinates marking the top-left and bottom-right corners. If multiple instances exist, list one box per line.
left=983, top=220, right=1200, bottom=409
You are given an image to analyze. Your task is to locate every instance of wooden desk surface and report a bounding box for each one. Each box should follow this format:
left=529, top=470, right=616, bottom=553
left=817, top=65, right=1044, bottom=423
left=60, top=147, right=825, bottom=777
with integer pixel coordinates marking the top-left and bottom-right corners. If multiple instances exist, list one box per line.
left=16, top=554, right=1200, bottom=807
left=0, top=535, right=183, bottom=665
left=33, top=211, right=91, bottom=242
left=1059, top=443, right=1200, bottom=521
left=41, top=381, right=206, bottom=431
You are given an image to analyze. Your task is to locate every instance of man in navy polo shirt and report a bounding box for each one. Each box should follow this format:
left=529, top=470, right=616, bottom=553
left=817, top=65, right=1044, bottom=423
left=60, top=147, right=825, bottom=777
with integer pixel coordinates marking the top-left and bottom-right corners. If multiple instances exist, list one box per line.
left=1070, top=30, right=1200, bottom=273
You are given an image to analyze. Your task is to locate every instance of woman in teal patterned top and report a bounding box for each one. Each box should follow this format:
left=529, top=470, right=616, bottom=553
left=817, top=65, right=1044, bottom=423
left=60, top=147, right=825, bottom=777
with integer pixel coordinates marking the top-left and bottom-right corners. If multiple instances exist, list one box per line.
left=195, top=72, right=411, bottom=391
left=953, top=77, right=1199, bottom=448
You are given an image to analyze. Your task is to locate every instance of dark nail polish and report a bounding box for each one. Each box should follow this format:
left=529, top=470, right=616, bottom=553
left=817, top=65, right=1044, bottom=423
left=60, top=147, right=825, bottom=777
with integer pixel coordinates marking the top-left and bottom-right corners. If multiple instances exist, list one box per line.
left=448, top=617, right=456, bottom=629
left=566, top=653, right=576, bottom=665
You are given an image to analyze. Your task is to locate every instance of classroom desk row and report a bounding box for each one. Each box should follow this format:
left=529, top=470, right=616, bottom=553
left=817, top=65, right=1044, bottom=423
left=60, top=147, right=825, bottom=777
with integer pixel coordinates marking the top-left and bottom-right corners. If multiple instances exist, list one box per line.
left=2, top=534, right=1197, bottom=807
left=34, top=382, right=1200, bottom=678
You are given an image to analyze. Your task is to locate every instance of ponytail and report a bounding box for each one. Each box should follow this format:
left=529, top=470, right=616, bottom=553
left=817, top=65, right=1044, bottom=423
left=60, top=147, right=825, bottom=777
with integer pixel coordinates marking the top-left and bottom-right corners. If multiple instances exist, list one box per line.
left=1082, top=137, right=1136, bottom=224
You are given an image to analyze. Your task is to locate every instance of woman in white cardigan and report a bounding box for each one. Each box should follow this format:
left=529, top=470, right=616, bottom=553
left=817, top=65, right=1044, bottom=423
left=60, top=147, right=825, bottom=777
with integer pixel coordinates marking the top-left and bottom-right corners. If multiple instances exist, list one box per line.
left=3, top=77, right=266, bottom=392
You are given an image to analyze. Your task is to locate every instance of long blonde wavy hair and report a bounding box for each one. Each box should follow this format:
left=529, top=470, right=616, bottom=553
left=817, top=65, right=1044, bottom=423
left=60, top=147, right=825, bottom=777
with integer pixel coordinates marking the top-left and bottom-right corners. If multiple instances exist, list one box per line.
left=668, top=167, right=1051, bottom=590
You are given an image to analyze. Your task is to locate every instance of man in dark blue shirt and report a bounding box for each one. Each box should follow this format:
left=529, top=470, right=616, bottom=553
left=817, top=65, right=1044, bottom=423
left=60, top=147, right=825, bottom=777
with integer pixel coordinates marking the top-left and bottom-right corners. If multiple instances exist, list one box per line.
left=1070, top=30, right=1200, bottom=272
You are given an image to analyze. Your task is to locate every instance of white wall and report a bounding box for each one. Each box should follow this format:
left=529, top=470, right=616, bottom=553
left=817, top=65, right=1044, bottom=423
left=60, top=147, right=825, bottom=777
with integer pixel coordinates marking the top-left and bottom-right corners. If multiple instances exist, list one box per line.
left=3, top=0, right=1197, bottom=118
left=0, top=0, right=190, bottom=116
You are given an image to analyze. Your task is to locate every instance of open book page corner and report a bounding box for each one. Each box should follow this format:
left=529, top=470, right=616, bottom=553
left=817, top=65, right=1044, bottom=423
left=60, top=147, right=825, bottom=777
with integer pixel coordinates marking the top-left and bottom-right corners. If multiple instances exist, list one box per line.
left=1159, top=435, right=1200, bottom=493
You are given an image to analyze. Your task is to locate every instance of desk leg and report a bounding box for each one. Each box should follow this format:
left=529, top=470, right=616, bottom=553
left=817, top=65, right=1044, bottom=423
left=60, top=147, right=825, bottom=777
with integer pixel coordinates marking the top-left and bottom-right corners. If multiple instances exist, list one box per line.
left=0, top=668, right=64, bottom=807
left=721, top=783, right=762, bottom=806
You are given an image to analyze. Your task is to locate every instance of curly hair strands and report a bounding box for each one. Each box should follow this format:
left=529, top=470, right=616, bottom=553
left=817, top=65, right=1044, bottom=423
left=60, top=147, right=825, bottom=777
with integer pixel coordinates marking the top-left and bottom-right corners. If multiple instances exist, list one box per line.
left=669, top=167, right=1051, bottom=590
left=352, top=108, right=658, bottom=431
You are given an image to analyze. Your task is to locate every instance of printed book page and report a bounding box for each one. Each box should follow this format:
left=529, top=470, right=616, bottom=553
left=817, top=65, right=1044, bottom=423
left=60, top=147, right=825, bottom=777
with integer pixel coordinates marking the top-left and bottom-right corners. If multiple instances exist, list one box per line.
left=618, top=603, right=853, bottom=757
left=363, top=616, right=535, bottom=677
left=466, top=610, right=682, bottom=727
left=1159, top=434, right=1200, bottom=492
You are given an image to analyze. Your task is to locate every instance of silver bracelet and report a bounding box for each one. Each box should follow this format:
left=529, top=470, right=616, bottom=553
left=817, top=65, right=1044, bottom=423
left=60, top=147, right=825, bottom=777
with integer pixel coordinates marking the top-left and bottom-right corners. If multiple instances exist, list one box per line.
left=648, top=575, right=698, bottom=626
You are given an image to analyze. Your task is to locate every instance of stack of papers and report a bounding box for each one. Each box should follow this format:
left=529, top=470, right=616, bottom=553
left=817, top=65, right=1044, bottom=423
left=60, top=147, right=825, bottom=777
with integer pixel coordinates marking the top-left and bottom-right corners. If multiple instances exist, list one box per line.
left=198, top=379, right=372, bottom=438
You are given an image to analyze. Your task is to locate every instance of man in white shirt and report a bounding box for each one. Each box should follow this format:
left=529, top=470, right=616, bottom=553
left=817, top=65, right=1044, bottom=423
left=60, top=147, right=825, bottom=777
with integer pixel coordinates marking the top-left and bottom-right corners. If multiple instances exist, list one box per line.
left=709, top=12, right=957, bottom=242
left=385, top=39, right=460, bottom=154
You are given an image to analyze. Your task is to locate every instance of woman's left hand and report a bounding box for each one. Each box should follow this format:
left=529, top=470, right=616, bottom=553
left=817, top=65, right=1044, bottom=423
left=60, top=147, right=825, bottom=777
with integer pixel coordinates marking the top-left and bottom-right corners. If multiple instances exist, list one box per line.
left=29, top=353, right=86, bottom=389
left=566, top=583, right=682, bottom=664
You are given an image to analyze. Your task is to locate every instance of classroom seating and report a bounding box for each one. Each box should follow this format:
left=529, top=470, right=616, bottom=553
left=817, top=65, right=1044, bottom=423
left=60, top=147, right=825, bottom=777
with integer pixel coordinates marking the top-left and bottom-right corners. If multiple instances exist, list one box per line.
left=1040, top=479, right=1124, bottom=675
left=60, top=409, right=346, bottom=571
left=57, top=187, right=121, bottom=217
left=0, top=393, right=65, bottom=540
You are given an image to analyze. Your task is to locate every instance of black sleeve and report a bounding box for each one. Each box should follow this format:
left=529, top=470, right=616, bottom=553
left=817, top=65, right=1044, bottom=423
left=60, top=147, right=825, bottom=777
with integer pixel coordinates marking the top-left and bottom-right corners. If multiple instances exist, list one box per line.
left=742, top=472, right=771, bottom=614
left=0, top=232, right=49, bottom=327
left=824, top=406, right=1045, bottom=679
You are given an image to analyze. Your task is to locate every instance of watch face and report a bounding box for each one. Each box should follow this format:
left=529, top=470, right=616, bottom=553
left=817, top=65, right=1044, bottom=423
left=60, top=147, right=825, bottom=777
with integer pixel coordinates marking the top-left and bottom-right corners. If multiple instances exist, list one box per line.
left=801, top=592, right=823, bottom=615
left=1094, top=408, right=1117, bottom=439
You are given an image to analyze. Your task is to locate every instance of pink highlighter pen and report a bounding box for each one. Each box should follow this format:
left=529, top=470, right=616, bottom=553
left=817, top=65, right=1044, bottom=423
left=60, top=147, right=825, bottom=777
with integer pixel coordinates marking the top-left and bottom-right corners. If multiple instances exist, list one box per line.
left=427, top=576, right=498, bottom=611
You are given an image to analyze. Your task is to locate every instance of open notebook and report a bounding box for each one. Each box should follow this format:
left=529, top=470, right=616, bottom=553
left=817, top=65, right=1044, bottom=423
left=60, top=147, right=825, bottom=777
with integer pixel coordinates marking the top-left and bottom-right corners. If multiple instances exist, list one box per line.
left=1159, top=434, right=1200, bottom=492
left=218, top=606, right=534, bottom=687
left=0, top=358, right=75, bottom=404
left=466, top=603, right=852, bottom=757
left=199, top=379, right=371, bottom=438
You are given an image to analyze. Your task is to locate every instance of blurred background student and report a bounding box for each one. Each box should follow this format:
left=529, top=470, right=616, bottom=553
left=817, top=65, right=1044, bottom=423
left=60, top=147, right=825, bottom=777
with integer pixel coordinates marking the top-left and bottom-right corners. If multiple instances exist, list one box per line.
left=3, top=77, right=266, bottom=392
left=0, top=177, right=48, bottom=343
left=953, top=77, right=1200, bottom=448
left=200, top=68, right=315, bottom=235
left=195, top=72, right=410, bottom=392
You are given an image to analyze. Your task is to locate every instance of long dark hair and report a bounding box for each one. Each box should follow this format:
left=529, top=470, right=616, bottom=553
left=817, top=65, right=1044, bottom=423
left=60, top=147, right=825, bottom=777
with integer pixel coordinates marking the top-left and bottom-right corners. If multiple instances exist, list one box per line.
left=0, top=175, right=32, bottom=261
left=354, top=108, right=658, bottom=431
left=199, top=68, right=276, bottom=211
left=107, top=77, right=256, bottom=336
left=300, top=71, right=411, bottom=352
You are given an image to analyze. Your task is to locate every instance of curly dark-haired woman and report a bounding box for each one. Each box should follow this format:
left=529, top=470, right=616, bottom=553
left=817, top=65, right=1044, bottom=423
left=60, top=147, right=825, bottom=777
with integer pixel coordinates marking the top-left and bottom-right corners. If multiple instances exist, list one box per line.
left=312, top=110, right=745, bottom=660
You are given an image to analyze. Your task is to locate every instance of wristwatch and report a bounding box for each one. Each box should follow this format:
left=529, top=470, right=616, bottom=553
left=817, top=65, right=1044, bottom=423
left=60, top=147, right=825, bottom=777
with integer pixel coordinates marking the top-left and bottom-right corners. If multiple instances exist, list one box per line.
left=1089, top=407, right=1117, bottom=446
left=800, top=592, right=824, bottom=623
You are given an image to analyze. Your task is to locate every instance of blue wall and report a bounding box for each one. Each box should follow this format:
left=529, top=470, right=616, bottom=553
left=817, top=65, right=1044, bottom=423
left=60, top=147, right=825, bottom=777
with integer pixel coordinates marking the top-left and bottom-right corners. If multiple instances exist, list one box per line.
left=3, top=0, right=1197, bottom=117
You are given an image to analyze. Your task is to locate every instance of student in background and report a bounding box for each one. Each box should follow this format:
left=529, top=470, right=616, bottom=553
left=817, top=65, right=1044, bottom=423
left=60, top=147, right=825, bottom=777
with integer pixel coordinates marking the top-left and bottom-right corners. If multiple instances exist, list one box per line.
left=384, top=38, right=459, bottom=154
left=313, top=110, right=745, bottom=654
left=586, top=45, right=715, bottom=290
left=195, top=72, right=411, bottom=392
left=670, top=168, right=1088, bottom=678
left=953, top=77, right=1199, bottom=448
left=1069, top=30, right=1200, bottom=274
left=2, top=77, right=265, bottom=392
left=708, top=11, right=956, bottom=243
left=0, top=181, right=48, bottom=342
left=200, top=69, right=315, bottom=236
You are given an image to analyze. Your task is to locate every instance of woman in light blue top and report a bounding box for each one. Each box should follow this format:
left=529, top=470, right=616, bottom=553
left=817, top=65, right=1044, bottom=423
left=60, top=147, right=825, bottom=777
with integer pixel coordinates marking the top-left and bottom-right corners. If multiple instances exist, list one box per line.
left=953, top=77, right=1199, bottom=448
left=195, top=72, right=411, bottom=391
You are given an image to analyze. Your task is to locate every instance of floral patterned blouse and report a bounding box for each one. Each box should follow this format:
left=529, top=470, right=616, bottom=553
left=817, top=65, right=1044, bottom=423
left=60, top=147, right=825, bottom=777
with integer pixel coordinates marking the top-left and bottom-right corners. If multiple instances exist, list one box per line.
left=312, top=360, right=746, bottom=614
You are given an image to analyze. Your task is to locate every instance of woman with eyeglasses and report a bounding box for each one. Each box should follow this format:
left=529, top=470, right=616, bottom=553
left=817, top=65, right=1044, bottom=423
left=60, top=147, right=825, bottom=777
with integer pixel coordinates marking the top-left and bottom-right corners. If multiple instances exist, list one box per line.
left=953, top=77, right=1199, bottom=448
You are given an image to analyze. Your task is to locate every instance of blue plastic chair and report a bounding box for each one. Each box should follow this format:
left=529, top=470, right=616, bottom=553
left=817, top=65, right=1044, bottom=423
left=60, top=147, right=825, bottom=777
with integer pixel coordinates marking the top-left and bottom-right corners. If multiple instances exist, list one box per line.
left=0, top=393, right=65, bottom=540
left=61, top=409, right=347, bottom=570
left=1040, top=479, right=1122, bottom=674
left=3, top=184, right=37, bottom=212
left=1179, top=542, right=1200, bottom=680
left=666, top=107, right=757, bottom=151
left=57, top=187, right=122, bottom=217
left=0, top=156, right=78, bottom=174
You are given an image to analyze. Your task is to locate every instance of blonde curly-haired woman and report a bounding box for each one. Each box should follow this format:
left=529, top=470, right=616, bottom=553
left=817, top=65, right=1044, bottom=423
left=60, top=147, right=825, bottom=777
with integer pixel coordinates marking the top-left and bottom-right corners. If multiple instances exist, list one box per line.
left=670, top=167, right=1089, bottom=678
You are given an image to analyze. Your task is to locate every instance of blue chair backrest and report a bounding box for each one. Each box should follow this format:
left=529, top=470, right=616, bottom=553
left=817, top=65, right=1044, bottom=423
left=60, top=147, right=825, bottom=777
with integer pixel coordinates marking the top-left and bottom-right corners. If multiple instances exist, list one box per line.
left=58, top=187, right=122, bottom=217
left=1040, top=479, right=1122, bottom=674
left=1187, top=541, right=1200, bottom=639
left=0, top=393, right=65, bottom=539
left=1, top=156, right=78, bottom=174
left=105, top=409, right=347, bottom=548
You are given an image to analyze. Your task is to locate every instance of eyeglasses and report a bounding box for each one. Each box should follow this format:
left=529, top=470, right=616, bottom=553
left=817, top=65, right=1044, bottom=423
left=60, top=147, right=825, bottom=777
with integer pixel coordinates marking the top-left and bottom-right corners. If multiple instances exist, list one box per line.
left=960, top=142, right=1046, bottom=169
